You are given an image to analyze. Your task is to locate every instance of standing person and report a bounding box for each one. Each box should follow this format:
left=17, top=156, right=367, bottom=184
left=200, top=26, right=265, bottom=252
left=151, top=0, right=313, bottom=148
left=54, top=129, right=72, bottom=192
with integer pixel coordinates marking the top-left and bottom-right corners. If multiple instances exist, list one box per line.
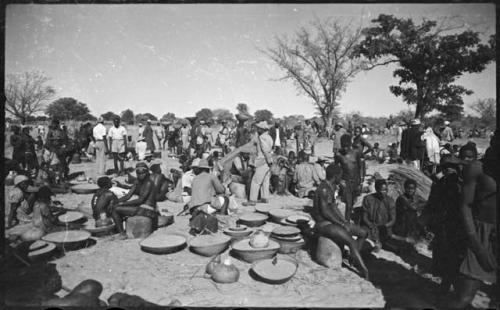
left=243, top=121, right=273, bottom=206
left=335, top=134, right=363, bottom=223
left=154, top=122, right=165, bottom=151
left=401, top=118, right=425, bottom=170
left=143, top=120, right=155, bottom=153
left=442, top=120, right=454, bottom=142
left=20, top=126, right=38, bottom=175
left=45, top=119, right=69, bottom=180
left=137, top=123, right=144, bottom=140
left=217, top=120, right=230, bottom=155
left=445, top=134, right=497, bottom=308
left=135, top=137, right=147, bottom=161
left=352, top=126, right=373, bottom=182
left=180, top=121, right=191, bottom=153
left=112, top=162, right=158, bottom=239
left=269, top=121, right=286, bottom=155
left=309, top=164, right=369, bottom=279
left=294, top=124, right=304, bottom=154
left=361, top=123, right=369, bottom=139
left=162, top=122, right=171, bottom=152
left=93, top=117, right=109, bottom=179
left=361, top=179, right=396, bottom=251
left=303, top=120, right=317, bottom=156
left=107, top=117, right=127, bottom=176
left=421, top=126, right=441, bottom=174
left=332, top=122, right=347, bottom=156
left=10, top=125, right=23, bottom=171
left=235, top=114, right=251, bottom=148
left=396, top=121, right=406, bottom=154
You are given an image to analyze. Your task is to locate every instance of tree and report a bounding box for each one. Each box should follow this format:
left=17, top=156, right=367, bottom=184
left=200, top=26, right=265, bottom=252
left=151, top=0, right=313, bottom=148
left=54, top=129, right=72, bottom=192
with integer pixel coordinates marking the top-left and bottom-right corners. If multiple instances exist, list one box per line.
left=212, top=109, right=234, bottom=123
left=45, top=97, right=95, bottom=121
left=135, top=113, right=158, bottom=123
left=354, top=14, right=496, bottom=119
left=254, top=109, right=274, bottom=123
left=160, top=112, right=176, bottom=123
left=263, top=18, right=367, bottom=132
left=195, top=108, right=214, bottom=122
left=283, top=115, right=305, bottom=128
left=121, top=109, right=135, bottom=125
left=470, top=98, right=496, bottom=128
left=101, top=111, right=120, bottom=121
left=5, top=71, right=56, bottom=122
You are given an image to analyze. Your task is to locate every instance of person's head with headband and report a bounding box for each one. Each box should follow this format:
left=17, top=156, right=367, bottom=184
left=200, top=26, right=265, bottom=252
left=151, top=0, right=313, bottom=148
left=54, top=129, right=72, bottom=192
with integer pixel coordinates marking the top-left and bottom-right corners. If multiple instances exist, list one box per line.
left=136, top=162, right=150, bottom=182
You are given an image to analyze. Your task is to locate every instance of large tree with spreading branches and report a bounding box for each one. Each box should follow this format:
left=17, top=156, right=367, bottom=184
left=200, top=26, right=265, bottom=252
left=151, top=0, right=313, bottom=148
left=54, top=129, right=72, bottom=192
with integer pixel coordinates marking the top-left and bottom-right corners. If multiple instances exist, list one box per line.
left=354, top=14, right=496, bottom=119
left=5, top=71, right=56, bottom=123
left=263, top=18, right=367, bottom=131
left=45, top=97, right=95, bottom=121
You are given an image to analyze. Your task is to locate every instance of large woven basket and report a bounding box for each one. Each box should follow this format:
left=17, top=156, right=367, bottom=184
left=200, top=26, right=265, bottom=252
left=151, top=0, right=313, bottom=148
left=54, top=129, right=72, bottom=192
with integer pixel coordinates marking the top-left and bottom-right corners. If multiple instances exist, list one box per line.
left=140, top=234, right=187, bottom=255
left=250, top=257, right=298, bottom=284
left=189, top=234, right=231, bottom=257
left=231, top=239, right=280, bottom=263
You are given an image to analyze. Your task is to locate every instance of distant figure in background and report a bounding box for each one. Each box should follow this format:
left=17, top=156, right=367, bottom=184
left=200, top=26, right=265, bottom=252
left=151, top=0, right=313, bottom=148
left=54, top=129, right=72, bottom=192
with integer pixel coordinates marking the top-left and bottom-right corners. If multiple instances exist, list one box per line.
left=20, top=126, right=38, bottom=175
left=421, top=126, right=441, bottom=174
left=180, top=121, right=191, bottom=152
left=269, top=121, right=286, bottom=155
left=10, top=125, right=23, bottom=171
left=235, top=113, right=251, bottom=148
left=92, top=117, right=108, bottom=179
left=125, top=136, right=137, bottom=161
left=108, top=117, right=127, bottom=176
left=396, top=121, right=406, bottom=154
left=143, top=120, right=155, bottom=153
left=442, top=120, right=454, bottom=142
left=332, top=122, right=347, bottom=156
left=135, top=137, right=147, bottom=161
left=400, top=118, right=425, bottom=170
left=137, top=123, right=144, bottom=139
left=162, top=122, right=172, bottom=152
left=154, top=122, right=165, bottom=150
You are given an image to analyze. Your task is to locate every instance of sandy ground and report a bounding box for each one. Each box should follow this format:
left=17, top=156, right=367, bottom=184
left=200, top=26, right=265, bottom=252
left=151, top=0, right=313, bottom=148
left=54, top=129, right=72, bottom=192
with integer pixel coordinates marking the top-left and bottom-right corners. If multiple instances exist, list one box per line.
left=4, top=136, right=495, bottom=308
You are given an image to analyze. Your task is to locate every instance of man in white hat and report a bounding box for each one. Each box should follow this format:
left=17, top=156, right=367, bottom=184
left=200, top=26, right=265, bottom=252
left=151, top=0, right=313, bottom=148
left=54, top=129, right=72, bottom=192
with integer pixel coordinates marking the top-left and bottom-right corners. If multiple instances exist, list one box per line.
left=332, top=121, right=347, bottom=155
left=7, top=175, right=33, bottom=228
left=244, top=121, right=273, bottom=206
left=442, top=120, right=454, bottom=142
left=92, top=117, right=109, bottom=179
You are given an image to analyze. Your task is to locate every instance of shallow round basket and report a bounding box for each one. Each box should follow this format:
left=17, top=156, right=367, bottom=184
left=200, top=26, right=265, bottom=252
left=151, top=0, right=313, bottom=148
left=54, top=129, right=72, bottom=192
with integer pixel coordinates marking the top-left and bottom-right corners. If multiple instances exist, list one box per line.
left=272, top=226, right=301, bottom=238
left=157, top=213, right=174, bottom=227
left=28, top=242, right=57, bottom=262
left=272, top=237, right=305, bottom=254
left=268, top=209, right=294, bottom=223
left=42, top=230, right=91, bottom=251
left=238, top=213, right=268, bottom=227
left=231, top=239, right=280, bottom=263
left=58, top=211, right=85, bottom=224
left=189, top=234, right=231, bottom=257
left=251, top=258, right=298, bottom=284
left=29, top=240, right=50, bottom=251
left=71, top=183, right=99, bottom=195
left=255, top=204, right=274, bottom=214
left=140, top=234, right=187, bottom=255
left=223, top=226, right=253, bottom=238
left=82, top=219, right=116, bottom=237
left=286, top=214, right=312, bottom=224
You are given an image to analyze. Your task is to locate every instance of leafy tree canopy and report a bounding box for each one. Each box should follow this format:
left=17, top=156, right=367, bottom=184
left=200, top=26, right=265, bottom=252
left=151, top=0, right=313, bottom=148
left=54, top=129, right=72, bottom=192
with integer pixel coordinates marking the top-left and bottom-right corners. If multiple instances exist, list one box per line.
left=212, top=109, right=234, bottom=123
left=254, top=109, right=274, bottom=123
left=355, top=14, right=496, bottom=119
left=120, top=109, right=135, bottom=124
left=195, top=108, right=214, bottom=122
left=101, top=111, right=120, bottom=121
left=45, top=97, right=95, bottom=121
left=135, top=113, right=158, bottom=123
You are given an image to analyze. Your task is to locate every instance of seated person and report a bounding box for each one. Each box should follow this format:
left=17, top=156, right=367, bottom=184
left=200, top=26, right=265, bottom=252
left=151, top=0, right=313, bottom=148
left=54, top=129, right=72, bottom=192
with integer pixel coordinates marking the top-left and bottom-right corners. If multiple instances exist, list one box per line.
left=305, top=164, right=369, bottom=279
left=440, top=143, right=452, bottom=155
left=144, top=151, right=154, bottom=168
left=187, top=159, right=227, bottom=235
left=386, top=143, right=400, bottom=164
left=230, top=151, right=252, bottom=184
left=165, top=168, right=185, bottom=203
left=7, top=175, right=35, bottom=228
left=135, top=137, right=147, bottom=161
left=91, top=176, right=118, bottom=221
left=208, top=151, right=223, bottom=180
left=270, top=155, right=290, bottom=195
left=180, top=158, right=199, bottom=203
left=111, top=162, right=158, bottom=239
left=125, top=135, right=137, bottom=161
left=361, top=179, right=396, bottom=251
left=150, top=163, right=171, bottom=202
left=313, top=156, right=327, bottom=181
left=392, top=179, right=427, bottom=243
left=293, top=151, right=321, bottom=198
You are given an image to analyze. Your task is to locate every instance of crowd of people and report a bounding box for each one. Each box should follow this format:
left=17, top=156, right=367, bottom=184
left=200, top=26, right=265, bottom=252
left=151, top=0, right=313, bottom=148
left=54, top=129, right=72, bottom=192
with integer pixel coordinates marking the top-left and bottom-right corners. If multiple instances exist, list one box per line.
left=6, top=112, right=497, bottom=308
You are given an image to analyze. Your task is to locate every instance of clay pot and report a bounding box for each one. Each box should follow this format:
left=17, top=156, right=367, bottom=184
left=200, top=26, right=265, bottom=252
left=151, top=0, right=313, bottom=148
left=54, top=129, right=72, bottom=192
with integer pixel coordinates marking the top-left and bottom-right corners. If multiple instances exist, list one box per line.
left=249, top=230, right=270, bottom=249
left=211, top=258, right=239, bottom=283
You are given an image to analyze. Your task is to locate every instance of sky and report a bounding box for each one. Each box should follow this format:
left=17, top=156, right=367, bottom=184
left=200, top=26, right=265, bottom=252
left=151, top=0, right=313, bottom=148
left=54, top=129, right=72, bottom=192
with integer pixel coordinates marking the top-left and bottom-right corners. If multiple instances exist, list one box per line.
left=5, top=3, right=496, bottom=119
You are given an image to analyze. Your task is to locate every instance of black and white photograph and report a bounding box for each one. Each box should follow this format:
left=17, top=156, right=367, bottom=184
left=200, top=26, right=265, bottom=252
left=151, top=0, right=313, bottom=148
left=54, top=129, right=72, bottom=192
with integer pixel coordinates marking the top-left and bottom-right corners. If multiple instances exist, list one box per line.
left=2, top=2, right=497, bottom=308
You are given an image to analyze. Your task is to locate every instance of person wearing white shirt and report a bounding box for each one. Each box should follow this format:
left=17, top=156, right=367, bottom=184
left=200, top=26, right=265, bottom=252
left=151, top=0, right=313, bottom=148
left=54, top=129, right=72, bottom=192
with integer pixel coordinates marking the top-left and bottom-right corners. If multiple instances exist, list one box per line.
left=92, top=117, right=109, bottom=179
left=107, top=117, right=127, bottom=176
left=135, top=137, right=147, bottom=161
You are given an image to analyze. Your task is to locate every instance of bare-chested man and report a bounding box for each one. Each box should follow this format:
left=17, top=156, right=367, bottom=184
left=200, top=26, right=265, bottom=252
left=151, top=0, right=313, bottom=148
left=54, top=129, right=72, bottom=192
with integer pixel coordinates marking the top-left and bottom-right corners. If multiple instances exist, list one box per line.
left=150, top=163, right=170, bottom=202
left=308, top=164, right=369, bottom=279
left=446, top=134, right=497, bottom=308
left=334, top=134, right=363, bottom=222
left=111, top=162, right=158, bottom=239
left=91, top=176, right=118, bottom=220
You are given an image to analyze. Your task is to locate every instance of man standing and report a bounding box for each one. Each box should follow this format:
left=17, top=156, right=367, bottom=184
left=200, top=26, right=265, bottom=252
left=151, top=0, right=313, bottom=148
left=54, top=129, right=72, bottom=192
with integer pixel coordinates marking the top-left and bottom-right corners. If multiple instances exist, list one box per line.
left=334, top=134, right=362, bottom=223
left=269, top=121, right=286, bottom=155
left=143, top=120, right=155, bottom=153
left=244, top=121, right=273, bottom=206
left=310, top=164, right=369, bottom=279
left=112, top=162, right=157, bottom=239
left=403, top=119, right=425, bottom=170
left=137, top=123, right=144, bottom=139
left=217, top=120, right=230, bottom=155
left=235, top=113, right=251, bottom=148
left=45, top=119, right=69, bottom=180
left=93, top=117, right=108, bottom=179
left=154, top=122, right=165, bottom=150
left=442, top=120, right=454, bottom=142
left=108, top=117, right=127, bottom=176
left=446, top=133, right=497, bottom=308
left=332, top=122, right=347, bottom=156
